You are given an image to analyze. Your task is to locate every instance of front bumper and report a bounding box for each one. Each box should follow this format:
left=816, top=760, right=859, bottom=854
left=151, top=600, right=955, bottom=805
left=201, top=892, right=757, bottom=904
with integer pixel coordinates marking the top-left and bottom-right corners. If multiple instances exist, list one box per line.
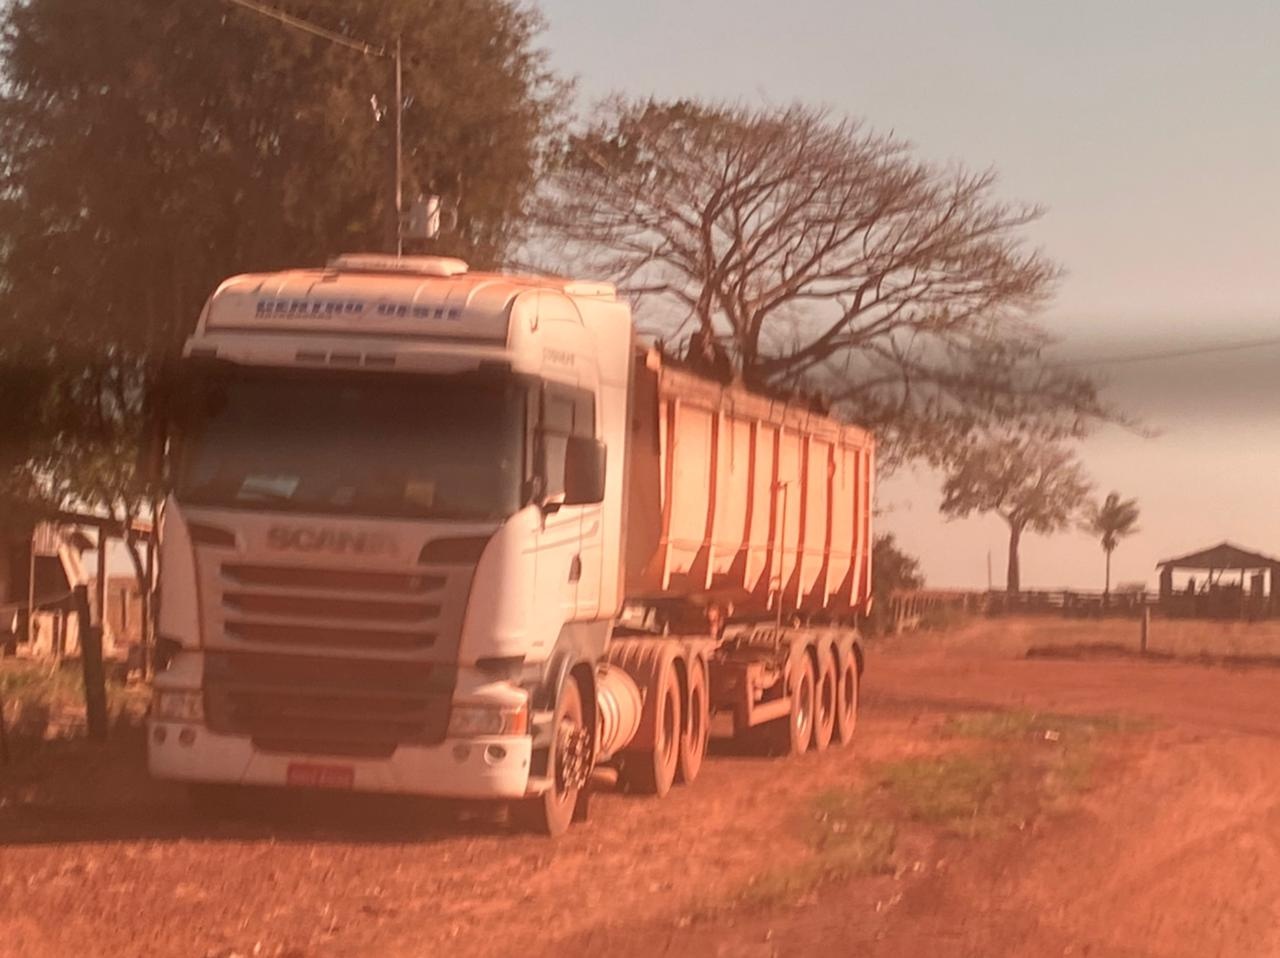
left=148, top=721, right=533, bottom=800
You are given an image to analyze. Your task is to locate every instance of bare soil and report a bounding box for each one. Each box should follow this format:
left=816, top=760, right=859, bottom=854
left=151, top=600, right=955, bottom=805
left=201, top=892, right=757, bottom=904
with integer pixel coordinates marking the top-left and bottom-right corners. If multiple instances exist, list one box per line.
left=4, top=617, right=1280, bottom=957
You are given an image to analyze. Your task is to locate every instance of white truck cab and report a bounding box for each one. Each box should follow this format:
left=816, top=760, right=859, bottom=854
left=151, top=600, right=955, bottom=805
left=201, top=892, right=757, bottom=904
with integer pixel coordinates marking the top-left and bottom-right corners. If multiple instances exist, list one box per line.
left=149, top=254, right=633, bottom=815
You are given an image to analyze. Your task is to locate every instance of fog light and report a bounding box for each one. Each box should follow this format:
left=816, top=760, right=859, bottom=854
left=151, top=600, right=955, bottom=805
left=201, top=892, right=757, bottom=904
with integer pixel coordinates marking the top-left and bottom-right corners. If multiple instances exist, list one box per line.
left=178, top=727, right=197, bottom=747
left=485, top=744, right=508, bottom=764
left=453, top=744, right=472, bottom=762
left=153, top=726, right=167, bottom=745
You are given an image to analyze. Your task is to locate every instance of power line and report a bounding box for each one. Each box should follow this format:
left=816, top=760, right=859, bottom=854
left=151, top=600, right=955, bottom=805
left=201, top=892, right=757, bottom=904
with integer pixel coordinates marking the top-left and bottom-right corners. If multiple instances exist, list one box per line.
left=222, top=0, right=388, bottom=58
left=1050, top=332, right=1280, bottom=367
left=221, top=0, right=406, bottom=253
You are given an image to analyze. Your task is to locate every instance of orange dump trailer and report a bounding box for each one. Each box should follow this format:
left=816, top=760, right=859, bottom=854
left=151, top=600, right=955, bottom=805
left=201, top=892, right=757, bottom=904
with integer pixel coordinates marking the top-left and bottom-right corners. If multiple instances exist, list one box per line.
left=603, top=350, right=873, bottom=794
left=625, top=350, right=874, bottom=619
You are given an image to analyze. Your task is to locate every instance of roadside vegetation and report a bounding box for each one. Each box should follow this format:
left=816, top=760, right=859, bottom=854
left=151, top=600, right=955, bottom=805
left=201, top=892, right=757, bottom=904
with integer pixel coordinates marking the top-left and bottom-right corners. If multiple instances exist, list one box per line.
left=692, top=706, right=1145, bottom=916
left=0, top=658, right=145, bottom=749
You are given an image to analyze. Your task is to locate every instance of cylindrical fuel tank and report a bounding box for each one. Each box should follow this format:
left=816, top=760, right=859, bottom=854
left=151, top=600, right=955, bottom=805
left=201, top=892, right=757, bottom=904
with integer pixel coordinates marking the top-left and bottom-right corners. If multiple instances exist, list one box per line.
left=595, top=663, right=643, bottom=760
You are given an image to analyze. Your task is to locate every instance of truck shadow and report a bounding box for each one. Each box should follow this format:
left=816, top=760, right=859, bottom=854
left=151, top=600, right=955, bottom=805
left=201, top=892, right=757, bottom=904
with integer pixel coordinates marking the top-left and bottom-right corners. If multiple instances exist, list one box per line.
left=0, top=727, right=528, bottom=847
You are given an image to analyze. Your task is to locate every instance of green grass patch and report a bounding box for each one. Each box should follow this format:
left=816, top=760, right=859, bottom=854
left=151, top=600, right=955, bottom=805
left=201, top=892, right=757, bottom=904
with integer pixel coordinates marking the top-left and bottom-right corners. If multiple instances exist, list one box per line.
left=878, top=753, right=1015, bottom=836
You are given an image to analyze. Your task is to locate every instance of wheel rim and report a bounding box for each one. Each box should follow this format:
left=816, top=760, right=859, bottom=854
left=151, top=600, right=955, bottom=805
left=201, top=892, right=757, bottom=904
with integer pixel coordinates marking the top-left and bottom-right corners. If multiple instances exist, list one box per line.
left=555, top=704, right=590, bottom=797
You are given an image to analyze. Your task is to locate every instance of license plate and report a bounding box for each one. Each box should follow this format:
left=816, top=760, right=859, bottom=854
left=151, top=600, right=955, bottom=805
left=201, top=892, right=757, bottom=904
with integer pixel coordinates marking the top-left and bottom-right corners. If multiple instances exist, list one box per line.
left=286, top=762, right=355, bottom=790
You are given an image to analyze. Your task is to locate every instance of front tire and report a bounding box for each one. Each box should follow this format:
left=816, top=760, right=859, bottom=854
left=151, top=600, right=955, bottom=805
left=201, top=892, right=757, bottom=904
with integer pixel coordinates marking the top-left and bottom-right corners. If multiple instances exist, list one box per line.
left=514, top=678, right=589, bottom=837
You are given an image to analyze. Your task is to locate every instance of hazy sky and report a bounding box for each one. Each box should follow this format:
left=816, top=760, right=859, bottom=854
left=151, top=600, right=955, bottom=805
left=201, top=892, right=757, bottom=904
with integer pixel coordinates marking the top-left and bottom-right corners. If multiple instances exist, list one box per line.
left=538, top=0, right=1280, bottom=589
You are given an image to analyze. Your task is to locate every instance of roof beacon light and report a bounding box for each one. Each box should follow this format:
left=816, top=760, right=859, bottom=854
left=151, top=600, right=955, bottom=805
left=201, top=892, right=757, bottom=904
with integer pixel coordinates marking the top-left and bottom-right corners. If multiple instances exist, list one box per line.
left=328, top=254, right=469, bottom=278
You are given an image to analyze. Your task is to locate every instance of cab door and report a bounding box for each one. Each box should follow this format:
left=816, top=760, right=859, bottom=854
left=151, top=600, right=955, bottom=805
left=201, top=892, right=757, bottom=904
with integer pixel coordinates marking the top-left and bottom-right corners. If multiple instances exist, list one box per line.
left=533, top=383, right=585, bottom=622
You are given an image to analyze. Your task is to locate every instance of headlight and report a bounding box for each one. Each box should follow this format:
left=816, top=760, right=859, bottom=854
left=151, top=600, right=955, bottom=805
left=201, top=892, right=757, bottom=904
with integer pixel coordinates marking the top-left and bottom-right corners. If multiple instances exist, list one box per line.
left=152, top=688, right=205, bottom=723
left=447, top=703, right=528, bottom=738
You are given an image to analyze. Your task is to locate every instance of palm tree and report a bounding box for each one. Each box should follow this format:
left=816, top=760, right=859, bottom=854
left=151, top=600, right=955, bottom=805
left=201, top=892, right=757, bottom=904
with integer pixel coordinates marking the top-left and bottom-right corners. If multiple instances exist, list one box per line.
left=1086, top=492, right=1141, bottom=602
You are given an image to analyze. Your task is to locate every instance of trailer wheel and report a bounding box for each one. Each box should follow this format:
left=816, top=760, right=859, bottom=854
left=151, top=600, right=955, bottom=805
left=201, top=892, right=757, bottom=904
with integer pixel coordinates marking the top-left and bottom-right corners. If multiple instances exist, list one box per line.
left=620, top=656, right=682, bottom=797
left=834, top=650, right=859, bottom=744
left=811, top=647, right=837, bottom=752
left=677, top=660, right=709, bottom=785
left=770, top=656, right=815, bottom=755
left=514, top=678, right=588, bottom=837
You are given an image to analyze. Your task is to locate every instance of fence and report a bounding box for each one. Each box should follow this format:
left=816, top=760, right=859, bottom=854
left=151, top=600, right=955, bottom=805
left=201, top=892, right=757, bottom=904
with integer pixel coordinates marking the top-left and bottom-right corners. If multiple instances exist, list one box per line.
left=886, top=588, right=1158, bottom=634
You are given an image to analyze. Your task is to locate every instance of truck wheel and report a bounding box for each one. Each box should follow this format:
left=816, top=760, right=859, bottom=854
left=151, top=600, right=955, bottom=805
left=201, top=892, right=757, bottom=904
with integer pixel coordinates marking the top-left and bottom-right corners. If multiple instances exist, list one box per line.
left=514, top=678, right=589, bottom=837
left=677, top=660, right=709, bottom=785
left=771, top=656, right=815, bottom=756
left=621, top=657, right=682, bottom=797
left=812, top=648, right=837, bottom=752
left=834, top=651, right=859, bottom=744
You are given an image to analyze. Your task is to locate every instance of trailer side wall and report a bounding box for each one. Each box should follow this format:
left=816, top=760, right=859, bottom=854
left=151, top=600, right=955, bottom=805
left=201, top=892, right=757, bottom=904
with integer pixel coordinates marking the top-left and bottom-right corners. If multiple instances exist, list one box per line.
left=624, top=351, right=874, bottom=617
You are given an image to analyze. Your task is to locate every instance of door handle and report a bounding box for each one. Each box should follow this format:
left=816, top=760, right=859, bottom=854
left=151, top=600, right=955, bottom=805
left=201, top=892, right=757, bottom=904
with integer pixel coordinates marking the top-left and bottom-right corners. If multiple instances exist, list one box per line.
left=568, top=555, right=582, bottom=582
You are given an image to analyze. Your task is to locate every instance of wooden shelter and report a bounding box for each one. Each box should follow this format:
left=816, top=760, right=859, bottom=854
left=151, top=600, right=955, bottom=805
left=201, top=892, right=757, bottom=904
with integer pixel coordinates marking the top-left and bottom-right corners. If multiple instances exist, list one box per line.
left=1157, top=542, right=1280, bottom=619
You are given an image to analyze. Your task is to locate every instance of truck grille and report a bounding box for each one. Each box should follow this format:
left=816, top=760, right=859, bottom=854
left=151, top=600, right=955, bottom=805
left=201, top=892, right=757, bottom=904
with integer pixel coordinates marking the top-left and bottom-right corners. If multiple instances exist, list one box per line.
left=216, top=562, right=459, bottom=654
left=204, top=651, right=454, bottom=759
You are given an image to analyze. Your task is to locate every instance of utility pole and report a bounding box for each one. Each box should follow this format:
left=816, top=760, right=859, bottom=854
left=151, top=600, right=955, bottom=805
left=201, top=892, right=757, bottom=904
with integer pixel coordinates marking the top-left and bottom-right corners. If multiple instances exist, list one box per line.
left=394, top=34, right=403, bottom=255
left=223, top=0, right=405, bottom=254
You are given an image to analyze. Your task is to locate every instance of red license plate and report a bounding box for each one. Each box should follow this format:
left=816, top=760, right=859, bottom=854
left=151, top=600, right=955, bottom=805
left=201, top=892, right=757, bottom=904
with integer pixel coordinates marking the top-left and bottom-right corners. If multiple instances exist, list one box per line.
left=286, top=762, right=355, bottom=790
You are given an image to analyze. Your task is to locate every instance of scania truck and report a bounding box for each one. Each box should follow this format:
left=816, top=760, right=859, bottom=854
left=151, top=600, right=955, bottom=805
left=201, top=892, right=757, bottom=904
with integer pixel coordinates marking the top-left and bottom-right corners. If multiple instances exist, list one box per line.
left=148, top=254, right=873, bottom=835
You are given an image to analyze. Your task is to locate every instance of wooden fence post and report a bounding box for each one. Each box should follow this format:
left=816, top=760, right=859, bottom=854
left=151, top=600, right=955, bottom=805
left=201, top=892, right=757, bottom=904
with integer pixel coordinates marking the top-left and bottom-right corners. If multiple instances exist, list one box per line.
left=1140, top=607, right=1151, bottom=655
left=73, top=585, right=108, bottom=742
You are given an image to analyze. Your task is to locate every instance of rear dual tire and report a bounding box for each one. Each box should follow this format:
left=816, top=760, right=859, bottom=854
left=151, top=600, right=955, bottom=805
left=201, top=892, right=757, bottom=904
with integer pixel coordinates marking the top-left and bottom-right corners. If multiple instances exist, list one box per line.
left=677, top=660, right=709, bottom=785
left=621, top=658, right=682, bottom=797
left=812, top=649, right=838, bottom=752
left=834, top=650, right=859, bottom=744
left=768, top=656, right=816, bottom=756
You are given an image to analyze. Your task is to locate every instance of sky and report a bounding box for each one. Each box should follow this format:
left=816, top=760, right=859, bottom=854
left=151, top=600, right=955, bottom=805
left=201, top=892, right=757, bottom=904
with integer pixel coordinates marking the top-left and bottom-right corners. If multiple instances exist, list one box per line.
left=537, top=0, right=1280, bottom=590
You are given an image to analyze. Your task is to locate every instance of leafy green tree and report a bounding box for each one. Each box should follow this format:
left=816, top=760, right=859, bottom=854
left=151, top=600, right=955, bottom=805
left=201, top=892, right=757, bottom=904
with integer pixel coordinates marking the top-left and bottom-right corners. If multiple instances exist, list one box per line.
left=1085, top=492, right=1141, bottom=600
left=535, top=99, right=1112, bottom=466
left=0, top=0, right=562, bottom=523
left=940, top=434, right=1092, bottom=593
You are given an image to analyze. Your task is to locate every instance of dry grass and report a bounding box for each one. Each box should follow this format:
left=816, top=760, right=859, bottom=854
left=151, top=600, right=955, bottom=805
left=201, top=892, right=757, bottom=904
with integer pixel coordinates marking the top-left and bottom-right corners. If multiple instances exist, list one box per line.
left=0, top=658, right=146, bottom=746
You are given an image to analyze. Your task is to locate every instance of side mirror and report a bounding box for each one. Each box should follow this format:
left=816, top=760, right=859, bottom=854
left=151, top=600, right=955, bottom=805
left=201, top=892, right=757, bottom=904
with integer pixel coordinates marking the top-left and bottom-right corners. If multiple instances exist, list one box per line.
left=563, top=436, right=606, bottom=506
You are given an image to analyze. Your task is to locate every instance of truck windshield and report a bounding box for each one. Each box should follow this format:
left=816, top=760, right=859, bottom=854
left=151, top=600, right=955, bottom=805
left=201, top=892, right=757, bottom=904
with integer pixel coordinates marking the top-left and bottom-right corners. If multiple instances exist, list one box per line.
left=176, top=370, right=525, bottom=521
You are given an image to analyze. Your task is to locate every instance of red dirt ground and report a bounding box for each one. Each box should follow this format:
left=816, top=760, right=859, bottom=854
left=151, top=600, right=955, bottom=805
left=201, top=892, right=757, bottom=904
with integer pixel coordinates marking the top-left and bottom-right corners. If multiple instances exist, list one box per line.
left=4, top=619, right=1280, bottom=957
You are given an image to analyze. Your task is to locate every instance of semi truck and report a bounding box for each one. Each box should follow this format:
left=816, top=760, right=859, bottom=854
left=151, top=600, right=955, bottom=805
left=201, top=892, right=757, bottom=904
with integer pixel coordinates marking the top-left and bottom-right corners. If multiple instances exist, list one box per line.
left=148, top=253, right=874, bottom=835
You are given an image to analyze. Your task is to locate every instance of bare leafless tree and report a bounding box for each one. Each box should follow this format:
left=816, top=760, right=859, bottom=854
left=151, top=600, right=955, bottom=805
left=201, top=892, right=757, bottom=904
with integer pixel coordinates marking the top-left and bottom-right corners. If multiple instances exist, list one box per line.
left=533, top=99, right=1111, bottom=465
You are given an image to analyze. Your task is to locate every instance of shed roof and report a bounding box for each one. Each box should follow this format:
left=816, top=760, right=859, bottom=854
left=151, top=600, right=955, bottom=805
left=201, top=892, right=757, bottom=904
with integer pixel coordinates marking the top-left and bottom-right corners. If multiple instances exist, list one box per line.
left=1156, top=542, right=1280, bottom=570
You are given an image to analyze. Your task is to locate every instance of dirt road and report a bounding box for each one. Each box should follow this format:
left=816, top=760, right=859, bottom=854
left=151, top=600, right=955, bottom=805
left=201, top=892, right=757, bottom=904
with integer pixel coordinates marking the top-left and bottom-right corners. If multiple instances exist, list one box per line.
left=4, top=626, right=1280, bottom=957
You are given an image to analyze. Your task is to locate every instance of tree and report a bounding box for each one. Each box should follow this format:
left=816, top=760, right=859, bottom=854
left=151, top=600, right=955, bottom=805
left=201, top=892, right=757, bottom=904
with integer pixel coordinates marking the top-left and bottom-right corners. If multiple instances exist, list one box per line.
left=940, top=434, right=1092, bottom=593
left=867, top=533, right=925, bottom=636
left=1085, top=492, right=1140, bottom=601
left=0, top=0, right=562, bottom=562
left=535, top=99, right=1110, bottom=465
